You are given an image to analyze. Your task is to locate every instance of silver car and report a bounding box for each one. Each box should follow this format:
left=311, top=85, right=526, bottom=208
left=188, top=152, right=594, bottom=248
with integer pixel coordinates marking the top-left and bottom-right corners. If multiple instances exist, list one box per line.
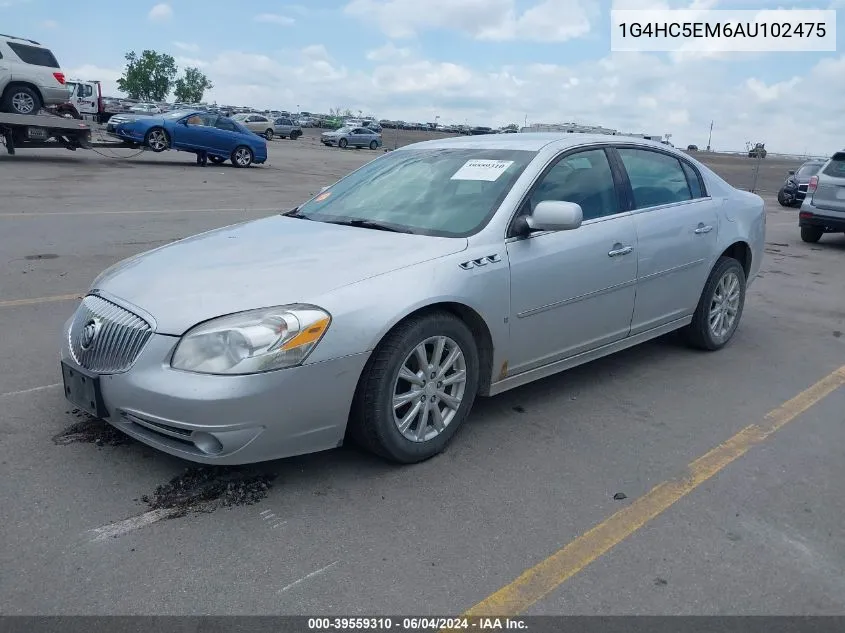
left=322, top=126, right=382, bottom=149
left=273, top=116, right=302, bottom=140
left=798, top=150, right=845, bottom=243
left=232, top=113, right=275, bottom=140
left=0, top=34, right=70, bottom=115
left=59, top=134, right=765, bottom=466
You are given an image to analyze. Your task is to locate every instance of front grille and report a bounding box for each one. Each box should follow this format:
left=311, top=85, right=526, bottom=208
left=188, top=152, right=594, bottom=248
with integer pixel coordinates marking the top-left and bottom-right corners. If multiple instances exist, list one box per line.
left=68, top=295, right=152, bottom=374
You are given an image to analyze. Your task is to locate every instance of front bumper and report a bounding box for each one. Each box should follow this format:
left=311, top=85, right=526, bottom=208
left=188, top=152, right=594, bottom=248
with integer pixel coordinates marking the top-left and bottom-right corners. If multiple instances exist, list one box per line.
left=61, top=327, right=369, bottom=465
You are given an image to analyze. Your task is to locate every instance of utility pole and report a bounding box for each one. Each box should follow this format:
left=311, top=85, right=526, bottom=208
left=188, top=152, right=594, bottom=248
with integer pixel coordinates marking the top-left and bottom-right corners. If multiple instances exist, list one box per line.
left=706, top=120, right=713, bottom=151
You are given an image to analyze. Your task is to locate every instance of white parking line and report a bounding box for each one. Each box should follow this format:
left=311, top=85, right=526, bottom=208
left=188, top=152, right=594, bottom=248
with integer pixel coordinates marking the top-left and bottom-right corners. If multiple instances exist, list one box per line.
left=87, top=508, right=182, bottom=542
left=278, top=561, right=340, bottom=594
left=0, top=207, right=280, bottom=218
left=0, top=383, right=61, bottom=398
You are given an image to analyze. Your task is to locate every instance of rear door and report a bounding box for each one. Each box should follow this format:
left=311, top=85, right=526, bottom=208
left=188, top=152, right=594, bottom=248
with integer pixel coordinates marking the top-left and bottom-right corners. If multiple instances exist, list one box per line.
left=612, top=145, right=720, bottom=334
left=809, top=153, right=845, bottom=219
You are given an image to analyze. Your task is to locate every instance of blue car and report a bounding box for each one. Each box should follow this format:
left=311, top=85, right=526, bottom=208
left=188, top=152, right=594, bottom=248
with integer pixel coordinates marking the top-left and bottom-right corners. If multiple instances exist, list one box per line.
left=112, top=109, right=268, bottom=167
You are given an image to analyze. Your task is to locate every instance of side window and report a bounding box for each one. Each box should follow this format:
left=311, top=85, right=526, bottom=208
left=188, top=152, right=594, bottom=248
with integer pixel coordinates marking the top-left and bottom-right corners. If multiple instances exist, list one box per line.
left=681, top=161, right=705, bottom=198
left=81, top=84, right=93, bottom=98
left=528, top=149, right=619, bottom=221
left=617, top=148, right=692, bottom=209
left=215, top=118, right=237, bottom=132
left=6, top=42, right=60, bottom=67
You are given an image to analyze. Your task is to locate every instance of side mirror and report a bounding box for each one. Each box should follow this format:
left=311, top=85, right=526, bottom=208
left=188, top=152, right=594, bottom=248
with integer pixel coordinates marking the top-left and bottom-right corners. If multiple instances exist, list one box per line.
left=525, top=200, right=583, bottom=233
left=788, top=170, right=795, bottom=175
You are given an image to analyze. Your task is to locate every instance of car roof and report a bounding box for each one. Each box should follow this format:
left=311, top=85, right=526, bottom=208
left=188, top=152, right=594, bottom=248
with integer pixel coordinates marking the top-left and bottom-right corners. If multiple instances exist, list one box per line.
left=397, top=132, right=681, bottom=153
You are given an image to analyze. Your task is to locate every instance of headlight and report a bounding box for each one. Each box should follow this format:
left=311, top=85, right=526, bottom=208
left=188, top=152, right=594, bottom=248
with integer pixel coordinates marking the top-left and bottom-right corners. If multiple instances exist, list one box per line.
left=170, top=305, right=331, bottom=375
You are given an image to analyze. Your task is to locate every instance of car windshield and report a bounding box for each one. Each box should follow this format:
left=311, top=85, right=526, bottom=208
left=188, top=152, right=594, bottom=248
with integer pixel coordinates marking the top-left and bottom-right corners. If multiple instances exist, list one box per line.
left=797, top=163, right=822, bottom=177
left=294, top=148, right=536, bottom=237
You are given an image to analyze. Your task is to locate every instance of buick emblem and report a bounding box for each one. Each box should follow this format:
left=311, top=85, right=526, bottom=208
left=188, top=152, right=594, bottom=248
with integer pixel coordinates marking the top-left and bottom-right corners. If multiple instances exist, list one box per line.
left=79, top=318, right=100, bottom=350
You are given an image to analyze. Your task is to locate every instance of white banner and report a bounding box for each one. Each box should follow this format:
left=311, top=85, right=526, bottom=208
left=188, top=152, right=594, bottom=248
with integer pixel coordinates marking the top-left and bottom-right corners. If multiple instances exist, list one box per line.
left=611, top=9, right=837, bottom=52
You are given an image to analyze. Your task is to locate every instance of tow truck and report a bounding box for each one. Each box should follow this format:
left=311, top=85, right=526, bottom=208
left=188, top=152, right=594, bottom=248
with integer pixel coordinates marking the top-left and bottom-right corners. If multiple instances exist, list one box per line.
left=47, top=79, right=125, bottom=123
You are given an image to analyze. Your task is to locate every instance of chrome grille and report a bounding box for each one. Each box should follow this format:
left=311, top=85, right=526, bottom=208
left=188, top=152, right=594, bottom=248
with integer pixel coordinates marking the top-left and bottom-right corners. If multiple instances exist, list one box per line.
left=68, top=295, right=152, bottom=374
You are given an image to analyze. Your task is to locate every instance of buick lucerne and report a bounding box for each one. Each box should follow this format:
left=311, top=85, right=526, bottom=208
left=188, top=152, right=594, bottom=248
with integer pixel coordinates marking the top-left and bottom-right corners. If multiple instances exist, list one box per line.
left=60, top=134, right=765, bottom=465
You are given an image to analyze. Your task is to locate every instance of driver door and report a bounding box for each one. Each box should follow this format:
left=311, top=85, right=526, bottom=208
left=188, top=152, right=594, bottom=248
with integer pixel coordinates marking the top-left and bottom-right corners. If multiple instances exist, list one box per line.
left=505, top=147, right=638, bottom=376
left=171, top=113, right=218, bottom=151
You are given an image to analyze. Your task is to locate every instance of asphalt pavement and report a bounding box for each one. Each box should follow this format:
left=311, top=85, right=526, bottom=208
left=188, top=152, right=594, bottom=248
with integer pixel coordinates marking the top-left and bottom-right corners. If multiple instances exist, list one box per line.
left=0, top=134, right=843, bottom=616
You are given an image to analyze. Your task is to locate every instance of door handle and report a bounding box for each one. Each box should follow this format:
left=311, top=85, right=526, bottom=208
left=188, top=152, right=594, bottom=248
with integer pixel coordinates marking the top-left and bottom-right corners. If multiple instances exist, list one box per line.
left=694, top=224, right=713, bottom=234
left=608, top=245, right=633, bottom=257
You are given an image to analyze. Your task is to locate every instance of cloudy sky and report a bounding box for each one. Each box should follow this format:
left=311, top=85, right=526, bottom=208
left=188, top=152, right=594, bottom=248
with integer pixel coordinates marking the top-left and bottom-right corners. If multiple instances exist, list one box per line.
left=2, top=0, right=844, bottom=154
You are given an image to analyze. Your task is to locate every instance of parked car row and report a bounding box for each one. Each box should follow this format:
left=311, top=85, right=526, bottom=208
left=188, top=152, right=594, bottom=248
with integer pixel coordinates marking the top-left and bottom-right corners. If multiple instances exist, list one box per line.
left=231, top=112, right=302, bottom=141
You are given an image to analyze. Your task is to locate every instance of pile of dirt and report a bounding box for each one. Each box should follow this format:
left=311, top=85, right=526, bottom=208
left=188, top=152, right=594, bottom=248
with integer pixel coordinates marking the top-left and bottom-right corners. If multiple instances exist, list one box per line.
left=52, top=412, right=131, bottom=447
left=141, top=466, right=277, bottom=516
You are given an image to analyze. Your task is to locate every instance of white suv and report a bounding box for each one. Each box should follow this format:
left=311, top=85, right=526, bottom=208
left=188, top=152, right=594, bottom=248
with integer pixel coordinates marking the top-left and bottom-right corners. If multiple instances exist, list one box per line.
left=0, top=34, right=69, bottom=115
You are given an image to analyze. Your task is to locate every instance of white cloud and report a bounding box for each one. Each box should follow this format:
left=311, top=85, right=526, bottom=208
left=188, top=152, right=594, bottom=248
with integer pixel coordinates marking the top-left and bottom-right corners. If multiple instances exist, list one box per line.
left=175, top=56, right=208, bottom=69
left=41, top=19, right=58, bottom=28
left=173, top=41, right=200, bottom=53
left=345, top=0, right=598, bottom=42
left=366, top=42, right=412, bottom=61
left=148, top=3, right=172, bottom=21
left=254, top=13, right=295, bottom=26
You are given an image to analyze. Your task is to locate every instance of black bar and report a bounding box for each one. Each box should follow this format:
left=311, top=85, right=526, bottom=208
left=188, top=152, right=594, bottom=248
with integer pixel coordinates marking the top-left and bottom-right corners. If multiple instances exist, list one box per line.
left=2, top=617, right=845, bottom=633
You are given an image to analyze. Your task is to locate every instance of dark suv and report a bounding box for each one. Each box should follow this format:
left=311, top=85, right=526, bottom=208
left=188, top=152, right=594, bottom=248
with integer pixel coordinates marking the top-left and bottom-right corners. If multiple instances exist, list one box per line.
left=798, top=151, right=845, bottom=243
left=777, top=159, right=825, bottom=207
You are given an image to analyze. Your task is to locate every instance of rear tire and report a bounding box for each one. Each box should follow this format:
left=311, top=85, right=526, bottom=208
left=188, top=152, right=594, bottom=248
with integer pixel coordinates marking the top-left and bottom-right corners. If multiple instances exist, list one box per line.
left=231, top=145, right=254, bottom=168
left=209, top=155, right=225, bottom=164
left=1, top=85, right=42, bottom=115
left=801, top=226, right=823, bottom=243
left=264, top=129, right=274, bottom=141
left=682, top=256, right=746, bottom=351
left=369, top=140, right=378, bottom=150
left=349, top=312, right=480, bottom=464
left=144, top=127, right=169, bottom=152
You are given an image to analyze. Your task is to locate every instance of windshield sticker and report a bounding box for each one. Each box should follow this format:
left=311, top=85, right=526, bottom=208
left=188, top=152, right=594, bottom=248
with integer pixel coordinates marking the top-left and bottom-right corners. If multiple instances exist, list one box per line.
left=315, top=191, right=331, bottom=202
left=451, top=159, right=514, bottom=182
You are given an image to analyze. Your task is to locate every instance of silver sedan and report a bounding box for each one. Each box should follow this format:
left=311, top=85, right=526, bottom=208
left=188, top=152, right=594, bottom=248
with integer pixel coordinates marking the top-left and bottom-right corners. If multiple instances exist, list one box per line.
left=59, top=134, right=765, bottom=465
left=321, top=126, right=382, bottom=149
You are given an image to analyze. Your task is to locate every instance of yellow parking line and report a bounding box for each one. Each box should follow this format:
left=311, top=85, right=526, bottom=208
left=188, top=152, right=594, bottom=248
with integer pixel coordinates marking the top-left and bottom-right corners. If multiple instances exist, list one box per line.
left=0, top=293, right=82, bottom=308
left=463, top=364, right=845, bottom=617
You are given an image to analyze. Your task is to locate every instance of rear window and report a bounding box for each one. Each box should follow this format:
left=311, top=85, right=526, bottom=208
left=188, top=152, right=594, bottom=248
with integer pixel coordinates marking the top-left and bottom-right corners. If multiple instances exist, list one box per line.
left=6, top=42, right=59, bottom=67
left=822, top=153, right=845, bottom=177
left=797, top=163, right=822, bottom=177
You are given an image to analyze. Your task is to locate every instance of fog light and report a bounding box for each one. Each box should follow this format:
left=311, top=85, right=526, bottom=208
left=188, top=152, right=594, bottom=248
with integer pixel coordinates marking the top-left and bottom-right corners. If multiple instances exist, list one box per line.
left=192, top=432, right=224, bottom=455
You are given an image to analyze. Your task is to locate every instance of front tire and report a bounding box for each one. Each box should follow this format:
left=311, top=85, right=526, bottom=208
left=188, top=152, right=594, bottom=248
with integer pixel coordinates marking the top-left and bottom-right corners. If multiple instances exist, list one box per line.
left=209, top=155, right=225, bottom=164
left=777, top=188, right=791, bottom=207
left=682, top=256, right=746, bottom=351
left=231, top=145, right=254, bottom=168
left=801, top=226, right=824, bottom=243
left=349, top=312, right=480, bottom=464
left=1, top=85, right=41, bottom=115
left=144, top=127, right=169, bottom=152
left=338, top=138, right=348, bottom=149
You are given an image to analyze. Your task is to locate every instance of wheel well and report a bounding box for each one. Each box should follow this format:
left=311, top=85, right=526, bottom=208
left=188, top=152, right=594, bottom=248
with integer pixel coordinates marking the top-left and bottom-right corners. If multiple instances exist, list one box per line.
left=720, top=241, right=752, bottom=278
left=2, top=81, right=44, bottom=103
left=385, top=302, right=496, bottom=394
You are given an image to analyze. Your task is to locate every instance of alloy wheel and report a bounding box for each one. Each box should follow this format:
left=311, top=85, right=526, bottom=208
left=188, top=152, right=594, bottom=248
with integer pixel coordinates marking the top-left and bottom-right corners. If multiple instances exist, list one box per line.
left=708, top=271, right=741, bottom=341
left=392, top=336, right=467, bottom=442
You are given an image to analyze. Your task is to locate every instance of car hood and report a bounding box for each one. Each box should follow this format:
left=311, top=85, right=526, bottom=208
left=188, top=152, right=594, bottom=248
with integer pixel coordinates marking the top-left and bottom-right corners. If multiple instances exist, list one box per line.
left=92, top=215, right=468, bottom=335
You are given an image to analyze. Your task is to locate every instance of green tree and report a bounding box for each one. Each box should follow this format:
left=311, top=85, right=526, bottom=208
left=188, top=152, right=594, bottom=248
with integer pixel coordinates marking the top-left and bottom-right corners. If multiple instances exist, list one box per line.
left=117, top=50, right=178, bottom=102
left=173, top=67, right=214, bottom=103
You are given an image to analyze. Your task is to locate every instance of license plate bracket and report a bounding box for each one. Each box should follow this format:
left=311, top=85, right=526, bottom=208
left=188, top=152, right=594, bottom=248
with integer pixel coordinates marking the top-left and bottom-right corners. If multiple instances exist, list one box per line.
left=61, top=361, right=106, bottom=418
left=27, top=126, right=48, bottom=140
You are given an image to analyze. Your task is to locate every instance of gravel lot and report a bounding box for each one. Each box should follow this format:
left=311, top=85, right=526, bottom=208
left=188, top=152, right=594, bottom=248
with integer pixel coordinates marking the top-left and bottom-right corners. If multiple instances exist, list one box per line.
left=1, top=129, right=843, bottom=616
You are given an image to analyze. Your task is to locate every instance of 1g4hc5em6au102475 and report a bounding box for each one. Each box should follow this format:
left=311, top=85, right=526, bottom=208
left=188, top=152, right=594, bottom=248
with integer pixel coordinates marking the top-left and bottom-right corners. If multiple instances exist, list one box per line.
left=610, top=9, right=837, bottom=53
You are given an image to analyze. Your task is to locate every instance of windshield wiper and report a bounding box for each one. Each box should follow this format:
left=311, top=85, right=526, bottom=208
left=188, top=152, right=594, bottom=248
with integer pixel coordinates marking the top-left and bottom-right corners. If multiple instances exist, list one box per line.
left=282, top=207, right=311, bottom=219
left=323, top=218, right=413, bottom=234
